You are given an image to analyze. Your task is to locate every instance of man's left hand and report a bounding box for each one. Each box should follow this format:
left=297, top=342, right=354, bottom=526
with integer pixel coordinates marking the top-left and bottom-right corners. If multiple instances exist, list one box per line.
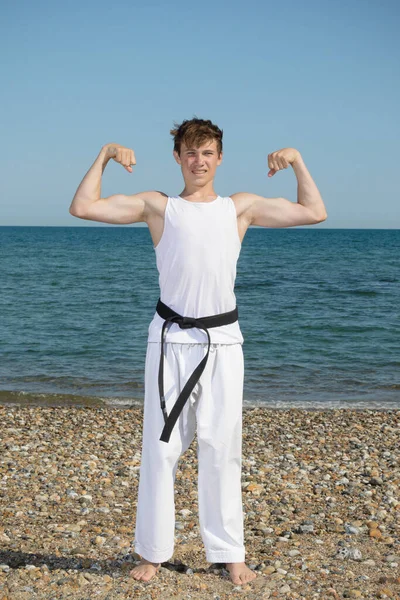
left=267, top=148, right=301, bottom=177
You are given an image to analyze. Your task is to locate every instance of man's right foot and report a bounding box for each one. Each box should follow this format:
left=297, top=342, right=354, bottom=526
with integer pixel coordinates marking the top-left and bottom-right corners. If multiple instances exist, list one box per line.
left=129, top=558, right=161, bottom=582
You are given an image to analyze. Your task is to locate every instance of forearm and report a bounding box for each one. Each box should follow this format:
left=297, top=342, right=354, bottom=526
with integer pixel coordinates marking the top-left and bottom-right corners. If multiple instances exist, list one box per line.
left=292, top=154, right=327, bottom=219
left=69, top=147, right=110, bottom=215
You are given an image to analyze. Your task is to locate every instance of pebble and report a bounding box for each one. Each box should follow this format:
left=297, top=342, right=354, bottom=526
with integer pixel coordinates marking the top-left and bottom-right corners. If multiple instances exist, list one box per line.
left=79, top=494, right=93, bottom=503
left=66, top=489, right=79, bottom=499
left=0, top=405, right=399, bottom=599
left=94, top=536, right=106, bottom=546
left=345, top=524, right=360, bottom=534
left=0, top=564, right=10, bottom=572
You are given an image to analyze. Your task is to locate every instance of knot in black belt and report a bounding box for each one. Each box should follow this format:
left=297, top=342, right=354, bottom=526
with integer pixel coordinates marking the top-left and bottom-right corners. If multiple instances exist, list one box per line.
left=156, top=298, right=239, bottom=443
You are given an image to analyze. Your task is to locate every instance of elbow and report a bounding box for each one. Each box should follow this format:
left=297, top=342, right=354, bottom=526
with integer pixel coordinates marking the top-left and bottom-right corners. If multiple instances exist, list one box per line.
left=69, top=206, right=85, bottom=218
left=312, top=198, right=328, bottom=223
left=313, top=210, right=328, bottom=223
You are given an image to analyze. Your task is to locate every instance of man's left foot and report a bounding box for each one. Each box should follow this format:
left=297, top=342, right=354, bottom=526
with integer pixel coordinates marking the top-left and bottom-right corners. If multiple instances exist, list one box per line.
left=225, top=562, right=257, bottom=585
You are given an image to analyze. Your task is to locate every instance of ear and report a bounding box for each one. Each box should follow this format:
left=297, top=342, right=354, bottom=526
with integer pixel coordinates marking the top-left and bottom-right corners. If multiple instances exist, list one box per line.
left=173, top=150, right=181, bottom=165
left=217, top=151, right=223, bottom=166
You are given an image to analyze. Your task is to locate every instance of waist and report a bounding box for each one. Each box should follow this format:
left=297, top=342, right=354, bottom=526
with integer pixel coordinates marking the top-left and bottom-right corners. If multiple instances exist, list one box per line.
left=156, top=298, right=238, bottom=329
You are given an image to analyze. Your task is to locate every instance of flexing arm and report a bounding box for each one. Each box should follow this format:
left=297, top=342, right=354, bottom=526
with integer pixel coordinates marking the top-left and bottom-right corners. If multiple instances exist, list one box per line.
left=282, top=150, right=327, bottom=220
left=232, top=148, right=327, bottom=228
left=69, top=144, right=158, bottom=224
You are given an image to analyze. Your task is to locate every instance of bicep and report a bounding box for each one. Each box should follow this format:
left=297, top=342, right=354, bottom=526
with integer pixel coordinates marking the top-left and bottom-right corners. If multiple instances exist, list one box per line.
left=248, top=194, right=320, bottom=228
left=76, top=193, right=149, bottom=224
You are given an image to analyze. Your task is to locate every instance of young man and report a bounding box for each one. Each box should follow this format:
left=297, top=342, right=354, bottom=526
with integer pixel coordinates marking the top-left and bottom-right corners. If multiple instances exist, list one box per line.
left=69, top=118, right=327, bottom=586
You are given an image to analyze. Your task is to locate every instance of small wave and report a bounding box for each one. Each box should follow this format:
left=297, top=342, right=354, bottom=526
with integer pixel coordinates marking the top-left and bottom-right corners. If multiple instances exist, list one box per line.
left=0, top=390, right=142, bottom=408
left=101, top=397, right=142, bottom=407
left=242, top=398, right=400, bottom=410
left=374, top=383, right=400, bottom=390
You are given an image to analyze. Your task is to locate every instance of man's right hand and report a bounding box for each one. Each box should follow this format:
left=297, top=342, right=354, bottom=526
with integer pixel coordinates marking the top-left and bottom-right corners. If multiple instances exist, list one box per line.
left=103, top=143, right=136, bottom=173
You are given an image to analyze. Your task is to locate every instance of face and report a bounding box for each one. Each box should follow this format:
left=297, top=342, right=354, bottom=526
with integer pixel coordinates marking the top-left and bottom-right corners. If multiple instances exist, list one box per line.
left=173, top=139, right=223, bottom=186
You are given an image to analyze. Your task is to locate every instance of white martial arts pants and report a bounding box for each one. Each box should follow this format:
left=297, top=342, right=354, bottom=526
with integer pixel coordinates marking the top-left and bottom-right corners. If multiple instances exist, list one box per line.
left=133, top=341, right=246, bottom=564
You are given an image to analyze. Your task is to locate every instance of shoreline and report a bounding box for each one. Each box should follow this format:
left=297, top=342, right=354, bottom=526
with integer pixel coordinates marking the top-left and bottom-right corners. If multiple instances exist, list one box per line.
left=0, top=388, right=399, bottom=412
left=0, top=405, right=399, bottom=599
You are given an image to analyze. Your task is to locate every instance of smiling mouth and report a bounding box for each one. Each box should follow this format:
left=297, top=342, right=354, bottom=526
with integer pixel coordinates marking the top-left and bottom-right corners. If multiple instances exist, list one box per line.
left=193, top=171, right=206, bottom=174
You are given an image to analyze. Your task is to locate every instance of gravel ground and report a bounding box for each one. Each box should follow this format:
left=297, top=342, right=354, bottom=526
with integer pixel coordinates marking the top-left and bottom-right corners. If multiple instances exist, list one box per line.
left=0, top=405, right=399, bottom=599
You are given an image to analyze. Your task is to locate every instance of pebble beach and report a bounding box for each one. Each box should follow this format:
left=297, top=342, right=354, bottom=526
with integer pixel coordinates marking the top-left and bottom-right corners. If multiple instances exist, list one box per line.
left=0, top=405, right=399, bottom=600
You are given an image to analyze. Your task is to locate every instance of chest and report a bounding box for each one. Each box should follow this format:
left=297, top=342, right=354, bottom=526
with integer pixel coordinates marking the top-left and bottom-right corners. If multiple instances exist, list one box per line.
left=148, top=200, right=249, bottom=249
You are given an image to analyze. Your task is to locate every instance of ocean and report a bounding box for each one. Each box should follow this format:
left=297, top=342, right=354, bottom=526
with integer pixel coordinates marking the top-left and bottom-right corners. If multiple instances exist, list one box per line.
left=0, top=226, right=399, bottom=410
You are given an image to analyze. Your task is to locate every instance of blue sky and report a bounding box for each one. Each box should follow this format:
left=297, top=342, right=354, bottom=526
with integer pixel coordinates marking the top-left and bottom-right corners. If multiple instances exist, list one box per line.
left=1, top=0, right=399, bottom=228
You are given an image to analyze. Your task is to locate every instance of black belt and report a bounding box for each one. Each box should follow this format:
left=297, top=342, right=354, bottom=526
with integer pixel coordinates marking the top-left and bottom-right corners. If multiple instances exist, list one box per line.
left=156, top=298, right=239, bottom=443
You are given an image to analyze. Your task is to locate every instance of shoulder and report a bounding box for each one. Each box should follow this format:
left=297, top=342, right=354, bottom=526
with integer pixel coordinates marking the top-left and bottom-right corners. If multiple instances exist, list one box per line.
left=142, top=191, right=169, bottom=220
left=229, top=192, right=260, bottom=219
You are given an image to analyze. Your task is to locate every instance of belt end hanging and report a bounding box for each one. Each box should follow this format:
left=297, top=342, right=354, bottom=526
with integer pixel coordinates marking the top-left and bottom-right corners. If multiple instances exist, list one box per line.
left=160, top=396, right=168, bottom=424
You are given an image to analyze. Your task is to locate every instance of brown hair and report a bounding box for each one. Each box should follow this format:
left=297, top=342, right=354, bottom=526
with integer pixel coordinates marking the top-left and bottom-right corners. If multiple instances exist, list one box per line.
left=170, top=117, right=223, bottom=157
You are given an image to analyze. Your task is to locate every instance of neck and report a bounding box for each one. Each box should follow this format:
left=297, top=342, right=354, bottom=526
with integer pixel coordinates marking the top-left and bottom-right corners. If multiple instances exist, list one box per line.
left=179, top=183, right=217, bottom=201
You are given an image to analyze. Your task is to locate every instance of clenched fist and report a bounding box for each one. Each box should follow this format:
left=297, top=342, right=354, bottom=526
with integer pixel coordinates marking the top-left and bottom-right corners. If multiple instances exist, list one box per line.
left=268, top=148, right=300, bottom=177
left=103, top=143, right=136, bottom=173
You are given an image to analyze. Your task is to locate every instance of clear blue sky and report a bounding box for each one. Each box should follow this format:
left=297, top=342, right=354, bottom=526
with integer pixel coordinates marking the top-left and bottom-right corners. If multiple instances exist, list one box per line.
left=1, top=0, right=399, bottom=228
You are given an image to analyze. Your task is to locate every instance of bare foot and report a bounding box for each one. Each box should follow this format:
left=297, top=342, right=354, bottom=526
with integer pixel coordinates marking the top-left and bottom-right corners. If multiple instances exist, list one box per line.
left=225, top=562, right=257, bottom=585
left=129, top=558, right=161, bottom=582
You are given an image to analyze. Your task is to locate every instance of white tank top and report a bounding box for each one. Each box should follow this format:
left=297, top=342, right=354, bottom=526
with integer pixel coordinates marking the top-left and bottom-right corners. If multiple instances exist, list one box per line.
left=147, top=195, right=244, bottom=344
